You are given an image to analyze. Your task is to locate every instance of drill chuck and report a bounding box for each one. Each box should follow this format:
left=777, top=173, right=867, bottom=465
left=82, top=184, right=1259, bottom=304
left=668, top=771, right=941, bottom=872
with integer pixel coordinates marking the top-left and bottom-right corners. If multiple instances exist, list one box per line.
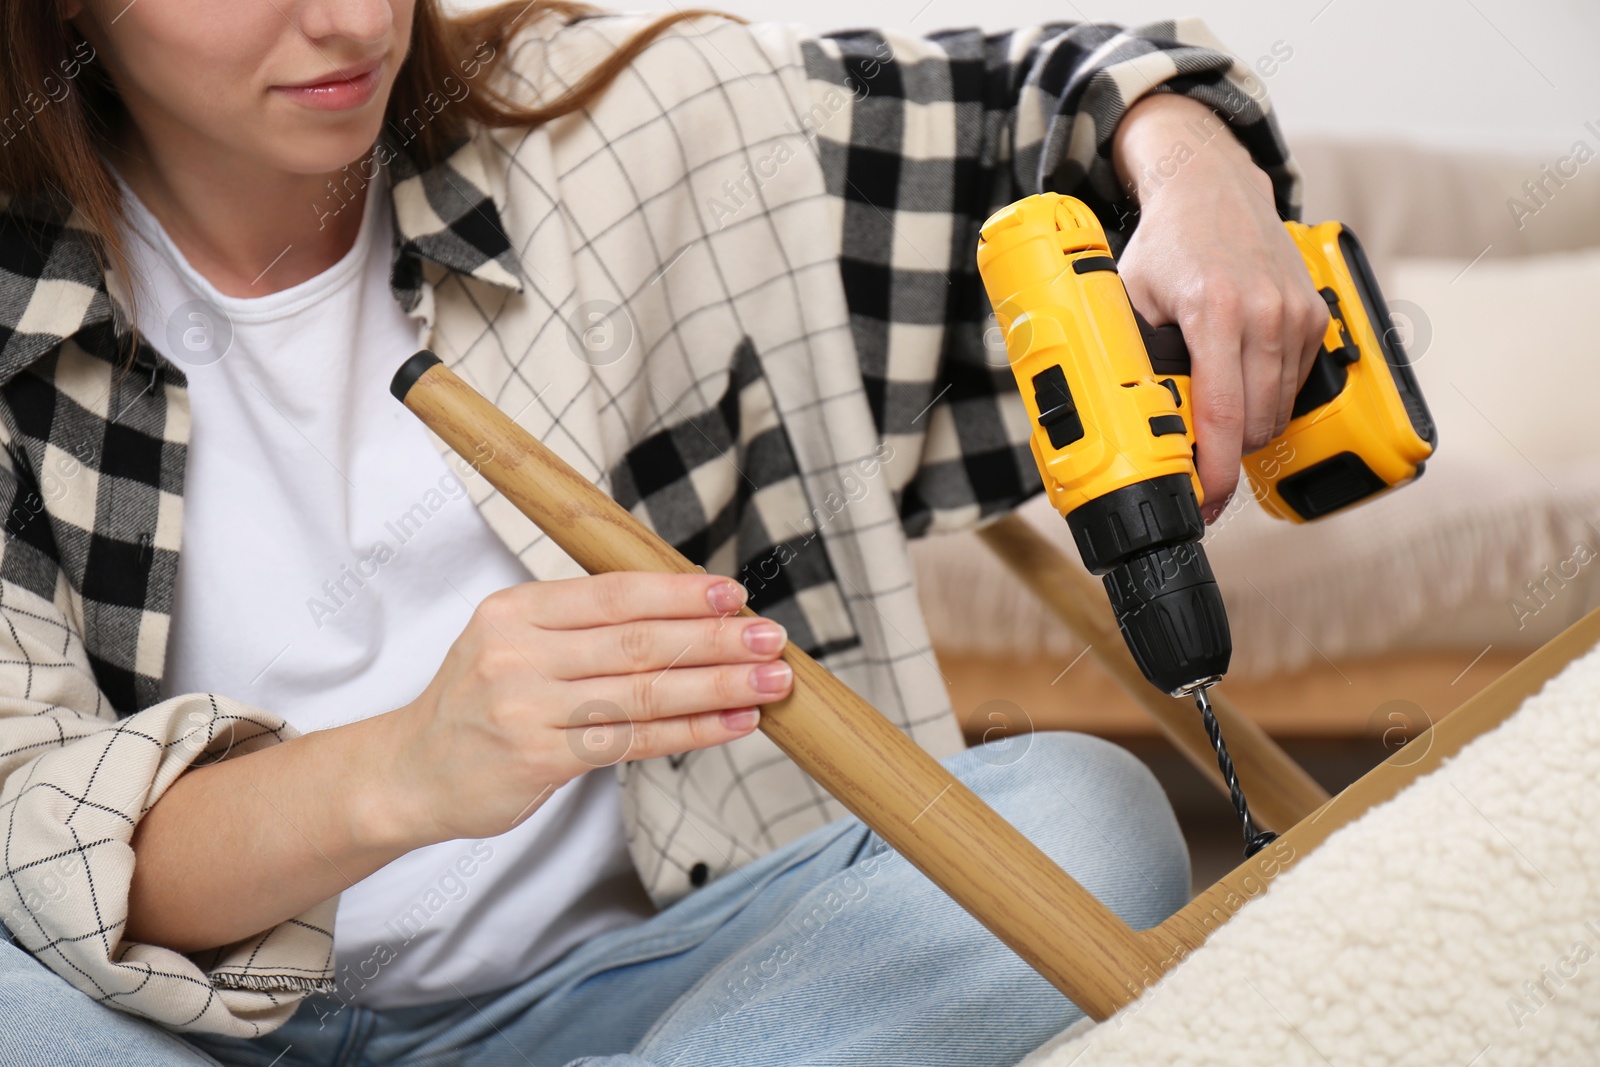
left=1063, top=473, right=1232, bottom=696
left=1103, top=545, right=1231, bottom=697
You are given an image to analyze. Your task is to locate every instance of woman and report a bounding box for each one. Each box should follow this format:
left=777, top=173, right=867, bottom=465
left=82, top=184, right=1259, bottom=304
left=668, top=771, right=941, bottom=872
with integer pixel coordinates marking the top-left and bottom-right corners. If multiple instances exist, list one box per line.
left=0, top=0, right=1326, bottom=1063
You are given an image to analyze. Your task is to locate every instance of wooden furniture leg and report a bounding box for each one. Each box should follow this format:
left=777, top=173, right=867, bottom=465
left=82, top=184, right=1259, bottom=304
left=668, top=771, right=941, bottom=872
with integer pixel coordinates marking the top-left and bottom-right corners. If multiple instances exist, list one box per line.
left=978, top=513, right=1331, bottom=831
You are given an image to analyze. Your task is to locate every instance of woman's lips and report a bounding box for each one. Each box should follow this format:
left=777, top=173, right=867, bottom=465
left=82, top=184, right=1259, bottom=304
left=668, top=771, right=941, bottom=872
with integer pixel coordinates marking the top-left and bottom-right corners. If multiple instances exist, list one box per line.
left=272, top=64, right=382, bottom=112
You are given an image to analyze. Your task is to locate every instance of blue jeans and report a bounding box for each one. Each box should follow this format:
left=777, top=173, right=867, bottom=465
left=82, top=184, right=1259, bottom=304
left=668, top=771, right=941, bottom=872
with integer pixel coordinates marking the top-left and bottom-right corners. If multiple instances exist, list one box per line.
left=0, top=733, right=1189, bottom=1067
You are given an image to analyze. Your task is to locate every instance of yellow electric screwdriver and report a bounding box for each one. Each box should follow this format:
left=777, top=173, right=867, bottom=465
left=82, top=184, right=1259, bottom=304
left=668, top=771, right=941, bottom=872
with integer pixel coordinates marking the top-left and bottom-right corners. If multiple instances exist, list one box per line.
left=975, top=193, right=1436, bottom=855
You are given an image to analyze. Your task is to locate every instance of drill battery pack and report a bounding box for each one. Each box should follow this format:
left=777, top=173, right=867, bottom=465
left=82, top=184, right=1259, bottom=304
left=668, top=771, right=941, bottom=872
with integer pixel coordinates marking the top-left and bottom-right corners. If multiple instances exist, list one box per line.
left=1255, top=220, right=1437, bottom=521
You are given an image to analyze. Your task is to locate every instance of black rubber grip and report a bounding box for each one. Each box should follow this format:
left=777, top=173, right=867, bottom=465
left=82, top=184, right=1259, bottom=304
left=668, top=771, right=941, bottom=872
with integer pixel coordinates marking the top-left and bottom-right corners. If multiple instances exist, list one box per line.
left=1148, top=414, right=1187, bottom=437
left=1072, top=256, right=1118, bottom=274
left=391, top=350, right=443, bottom=402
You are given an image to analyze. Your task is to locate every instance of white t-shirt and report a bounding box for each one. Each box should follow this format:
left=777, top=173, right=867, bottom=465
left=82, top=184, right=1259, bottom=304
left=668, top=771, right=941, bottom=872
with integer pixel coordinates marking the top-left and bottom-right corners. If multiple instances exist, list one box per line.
left=118, top=170, right=655, bottom=1009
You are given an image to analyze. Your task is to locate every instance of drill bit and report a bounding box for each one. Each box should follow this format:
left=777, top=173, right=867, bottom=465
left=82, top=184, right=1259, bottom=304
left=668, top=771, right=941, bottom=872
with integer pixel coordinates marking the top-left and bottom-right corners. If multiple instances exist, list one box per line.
left=1193, top=684, right=1278, bottom=859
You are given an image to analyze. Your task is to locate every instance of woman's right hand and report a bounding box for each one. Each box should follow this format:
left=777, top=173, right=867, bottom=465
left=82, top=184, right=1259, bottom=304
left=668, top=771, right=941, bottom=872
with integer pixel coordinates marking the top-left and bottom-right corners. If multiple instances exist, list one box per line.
left=379, top=572, right=790, bottom=847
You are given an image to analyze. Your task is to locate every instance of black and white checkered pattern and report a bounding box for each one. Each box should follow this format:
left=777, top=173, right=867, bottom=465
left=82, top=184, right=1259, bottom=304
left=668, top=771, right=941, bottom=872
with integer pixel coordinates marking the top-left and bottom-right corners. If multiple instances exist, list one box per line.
left=606, top=336, right=863, bottom=660
left=0, top=9, right=1298, bottom=1035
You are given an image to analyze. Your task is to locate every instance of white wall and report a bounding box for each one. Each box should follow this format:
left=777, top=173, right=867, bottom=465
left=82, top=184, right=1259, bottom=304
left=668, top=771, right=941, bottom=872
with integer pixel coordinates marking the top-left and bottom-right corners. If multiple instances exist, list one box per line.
left=600, top=0, right=1597, bottom=156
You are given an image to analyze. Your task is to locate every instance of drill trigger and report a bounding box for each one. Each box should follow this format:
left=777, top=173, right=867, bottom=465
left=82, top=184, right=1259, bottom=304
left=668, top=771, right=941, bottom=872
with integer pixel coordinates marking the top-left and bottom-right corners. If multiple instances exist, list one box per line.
left=1130, top=305, right=1191, bottom=377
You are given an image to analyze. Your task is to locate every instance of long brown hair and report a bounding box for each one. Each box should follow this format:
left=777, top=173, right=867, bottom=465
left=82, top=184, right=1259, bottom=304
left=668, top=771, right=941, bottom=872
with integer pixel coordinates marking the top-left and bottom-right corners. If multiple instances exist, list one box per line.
left=0, top=0, right=743, bottom=367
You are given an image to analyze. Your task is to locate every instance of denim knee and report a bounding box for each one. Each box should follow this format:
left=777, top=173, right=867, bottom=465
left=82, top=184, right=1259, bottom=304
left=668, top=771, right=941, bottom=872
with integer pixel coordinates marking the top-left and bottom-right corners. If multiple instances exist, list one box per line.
left=951, top=730, right=1191, bottom=927
left=0, top=939, right=222, bottom=1066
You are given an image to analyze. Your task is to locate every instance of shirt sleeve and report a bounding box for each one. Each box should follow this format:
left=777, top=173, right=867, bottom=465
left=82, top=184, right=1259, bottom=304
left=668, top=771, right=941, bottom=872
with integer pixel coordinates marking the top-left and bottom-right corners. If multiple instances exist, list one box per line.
left=0, top=445, right=337, bottom=1036
left=794, top=19, right=1302, bottom=537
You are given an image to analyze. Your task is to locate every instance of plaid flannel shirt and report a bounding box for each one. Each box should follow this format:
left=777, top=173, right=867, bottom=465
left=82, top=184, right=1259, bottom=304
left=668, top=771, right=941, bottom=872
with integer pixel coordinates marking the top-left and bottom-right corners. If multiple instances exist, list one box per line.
left=0, top=11, right=1297, bottom=1036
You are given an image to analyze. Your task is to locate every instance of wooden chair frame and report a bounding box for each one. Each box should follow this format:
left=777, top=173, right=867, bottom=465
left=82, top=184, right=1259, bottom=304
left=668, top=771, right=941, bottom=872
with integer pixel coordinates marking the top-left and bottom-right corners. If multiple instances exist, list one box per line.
left=393, top=353, right=1597, bottom=1021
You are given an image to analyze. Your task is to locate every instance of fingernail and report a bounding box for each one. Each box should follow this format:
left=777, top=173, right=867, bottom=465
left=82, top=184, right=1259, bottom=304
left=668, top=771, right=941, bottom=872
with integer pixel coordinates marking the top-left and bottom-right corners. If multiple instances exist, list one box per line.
left=722, top=707, right=761, bottom=731
left=750, top=661, right=793, bottom=695
left=707, top=580, right=746, bottom=614
left=742, top=621, right=787, bottom=654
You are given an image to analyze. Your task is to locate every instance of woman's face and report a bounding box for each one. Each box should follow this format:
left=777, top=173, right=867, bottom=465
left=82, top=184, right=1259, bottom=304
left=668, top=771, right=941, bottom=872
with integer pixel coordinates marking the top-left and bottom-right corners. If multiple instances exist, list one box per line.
left=65, top=0, right=415, bottom=176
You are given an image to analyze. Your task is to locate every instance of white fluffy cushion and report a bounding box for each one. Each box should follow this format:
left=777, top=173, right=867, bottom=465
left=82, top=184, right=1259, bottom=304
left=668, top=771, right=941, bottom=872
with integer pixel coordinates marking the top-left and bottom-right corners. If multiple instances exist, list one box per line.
left=1016, top=633, right=1600, bottom=1066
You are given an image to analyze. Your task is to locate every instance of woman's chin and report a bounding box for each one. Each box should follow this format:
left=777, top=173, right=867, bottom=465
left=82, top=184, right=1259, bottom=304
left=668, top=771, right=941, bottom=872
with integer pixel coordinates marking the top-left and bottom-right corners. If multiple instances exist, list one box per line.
left=253, top=112, right=394, bottom=179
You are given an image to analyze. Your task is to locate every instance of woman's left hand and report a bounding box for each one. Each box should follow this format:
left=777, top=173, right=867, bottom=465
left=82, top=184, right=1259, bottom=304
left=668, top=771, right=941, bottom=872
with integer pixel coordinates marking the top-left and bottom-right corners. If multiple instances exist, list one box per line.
left=1111, top=93, right=1330, bottom=522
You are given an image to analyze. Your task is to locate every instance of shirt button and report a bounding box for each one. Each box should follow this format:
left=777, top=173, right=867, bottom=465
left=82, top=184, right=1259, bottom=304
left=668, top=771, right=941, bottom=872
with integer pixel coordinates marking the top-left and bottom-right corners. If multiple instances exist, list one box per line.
left=689, top=862, right=710, bottom=887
